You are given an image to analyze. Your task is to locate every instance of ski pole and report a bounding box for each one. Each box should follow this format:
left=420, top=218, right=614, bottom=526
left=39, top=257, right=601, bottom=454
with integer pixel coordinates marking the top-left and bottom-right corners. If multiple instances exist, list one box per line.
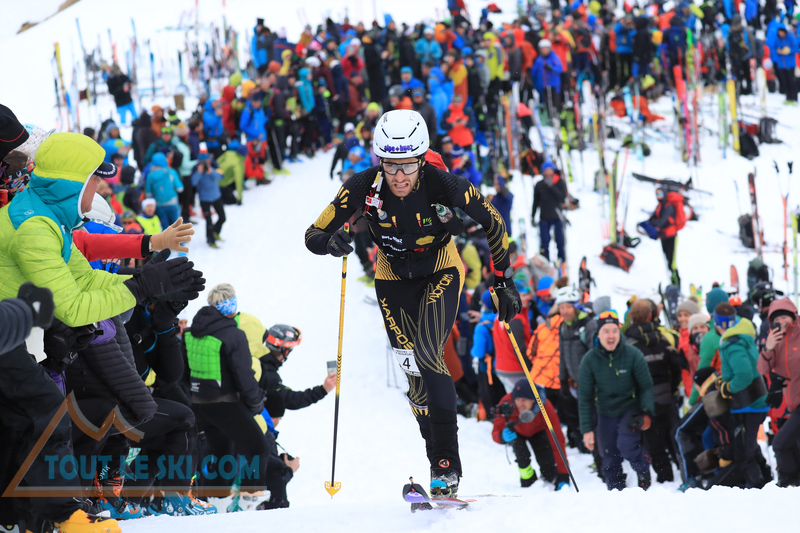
left=488, top=289, right=579, bottom=492
left=325, top=223, right=349, bottom=497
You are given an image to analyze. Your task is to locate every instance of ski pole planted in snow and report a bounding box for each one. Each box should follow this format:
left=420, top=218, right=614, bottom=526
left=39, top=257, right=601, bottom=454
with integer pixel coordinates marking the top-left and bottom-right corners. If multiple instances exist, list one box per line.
left=489, top=289, right=579, bottom=492
left=325, top=223, right=349, bottom=497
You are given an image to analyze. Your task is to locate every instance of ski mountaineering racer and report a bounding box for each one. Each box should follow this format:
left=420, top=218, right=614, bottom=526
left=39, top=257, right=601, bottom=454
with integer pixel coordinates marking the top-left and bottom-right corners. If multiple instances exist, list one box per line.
left=305, top=109, right=521, bottom=497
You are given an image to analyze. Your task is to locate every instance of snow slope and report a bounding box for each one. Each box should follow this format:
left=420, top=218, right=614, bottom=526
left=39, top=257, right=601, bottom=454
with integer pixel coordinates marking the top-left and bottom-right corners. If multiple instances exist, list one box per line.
left=3, top=0, right=800, bottom=531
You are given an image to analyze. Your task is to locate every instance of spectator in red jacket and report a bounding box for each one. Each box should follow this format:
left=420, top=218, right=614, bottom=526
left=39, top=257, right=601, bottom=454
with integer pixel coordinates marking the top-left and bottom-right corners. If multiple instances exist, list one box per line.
left=492, top=379, right=570, bottom=489
left=220, top=85, right=238, bottom=138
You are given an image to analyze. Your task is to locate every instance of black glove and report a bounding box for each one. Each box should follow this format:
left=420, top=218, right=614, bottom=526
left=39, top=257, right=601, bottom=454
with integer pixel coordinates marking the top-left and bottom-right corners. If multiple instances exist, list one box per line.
left=326, top=227, right=353, bottom=257
left=628, top=411, right=652, bottom=431
left=248, top=395, right=266, bottom=415
left=151, top=301, right=179, bottom=332
left=43, top=319, right=96, bottom=370
left=123, top=255, right=196, bottom=303
left=17, top=282, right=55, bottom=329
left=492, top=277, right=522, bottom=323
left=157, top=270, right=206, bottom=303
left=766, top=372, right=787, bottom=409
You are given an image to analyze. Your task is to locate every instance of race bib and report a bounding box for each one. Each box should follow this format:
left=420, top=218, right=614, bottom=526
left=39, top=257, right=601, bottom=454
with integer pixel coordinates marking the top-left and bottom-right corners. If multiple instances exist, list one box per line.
left=393, top=348, right=420, bottom=377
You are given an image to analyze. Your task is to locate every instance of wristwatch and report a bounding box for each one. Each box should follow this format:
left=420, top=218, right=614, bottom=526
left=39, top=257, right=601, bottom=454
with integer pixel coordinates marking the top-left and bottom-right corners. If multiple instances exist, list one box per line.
left=494, top=266, right=514, bottom=279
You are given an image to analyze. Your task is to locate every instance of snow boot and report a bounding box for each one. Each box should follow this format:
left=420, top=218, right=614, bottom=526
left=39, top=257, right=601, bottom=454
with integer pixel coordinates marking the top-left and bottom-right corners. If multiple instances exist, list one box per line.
left=637, top=470, right=652, bottom=490
left=54, top=510, right=121, bottom=533
left=519, top=465, right=537, bottom=487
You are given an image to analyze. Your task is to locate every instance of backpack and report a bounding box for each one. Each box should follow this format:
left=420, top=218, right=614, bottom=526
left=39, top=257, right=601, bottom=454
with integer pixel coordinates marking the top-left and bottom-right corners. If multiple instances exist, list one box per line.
left=738, top=214, right=755, bottom=249
left=666, top=191, right=687, bottom=231
left=758, top=117, right=779, bottom=144
left=747, top=258, right=771, bottom=292
left=600, top=243, right=635, bottom=272
left=739, top=131, right=759, bottom=160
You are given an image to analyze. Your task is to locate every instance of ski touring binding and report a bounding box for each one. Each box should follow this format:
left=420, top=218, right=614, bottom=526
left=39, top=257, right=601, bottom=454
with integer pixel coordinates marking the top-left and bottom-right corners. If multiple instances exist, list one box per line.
left=402, top=477, right=469, bottom=512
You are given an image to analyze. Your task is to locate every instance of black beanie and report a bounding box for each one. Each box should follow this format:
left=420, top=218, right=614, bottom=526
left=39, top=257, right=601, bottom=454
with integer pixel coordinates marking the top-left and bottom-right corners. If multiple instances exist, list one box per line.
left=264, top=393, right=285, bottom=419
left=769, top=309, right=795, bottom=322
left=120, top=165, right=136, bottom=185
left=0, top=104, right=29, bottom=161
left=512, top=379, right=535, bottom=401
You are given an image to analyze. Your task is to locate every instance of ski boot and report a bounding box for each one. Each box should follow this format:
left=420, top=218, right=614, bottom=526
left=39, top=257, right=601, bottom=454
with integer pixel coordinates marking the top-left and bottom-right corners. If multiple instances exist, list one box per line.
left=430, top=468, right=460, bottom=498
left=94, top=474, right=144, bottom=520
left=255, top=498, right=290, bottom=510
left=161, top=492, right=207, bottom=516
left=53, top=510, right=120, bottom=533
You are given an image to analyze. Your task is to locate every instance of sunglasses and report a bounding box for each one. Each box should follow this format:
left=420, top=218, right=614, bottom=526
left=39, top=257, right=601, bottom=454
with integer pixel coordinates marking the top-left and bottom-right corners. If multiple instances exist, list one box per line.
left=382, top=160, right=421, bottom=175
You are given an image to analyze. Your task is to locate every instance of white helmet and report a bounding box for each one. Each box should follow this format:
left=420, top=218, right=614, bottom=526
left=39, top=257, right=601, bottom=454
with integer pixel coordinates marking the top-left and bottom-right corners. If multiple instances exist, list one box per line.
left=554, top=286, right=581, bottom=306
left=372, top=109, right=429, bottom=159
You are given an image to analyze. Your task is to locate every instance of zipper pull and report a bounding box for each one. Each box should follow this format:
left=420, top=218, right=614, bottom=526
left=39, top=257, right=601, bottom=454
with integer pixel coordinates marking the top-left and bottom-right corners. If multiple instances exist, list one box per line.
left=416, top=213, right=421, bottom=227
left=392, top=216, right=397, bottom=229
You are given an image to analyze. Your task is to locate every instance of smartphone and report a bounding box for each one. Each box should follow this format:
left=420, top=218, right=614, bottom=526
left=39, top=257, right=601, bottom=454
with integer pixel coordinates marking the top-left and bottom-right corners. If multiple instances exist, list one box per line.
left=772, top=322, right=782, bottom=332
left=327, top=360, right=337, bottom=374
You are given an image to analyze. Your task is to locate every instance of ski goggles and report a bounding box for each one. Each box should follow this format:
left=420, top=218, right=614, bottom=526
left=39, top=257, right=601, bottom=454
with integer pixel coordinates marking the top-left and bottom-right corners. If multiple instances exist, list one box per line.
left=597, top=310, right=620, bottom=328
left=712, top=311, right=737, bottom=329
left=381, top=159, right=422, bottom=175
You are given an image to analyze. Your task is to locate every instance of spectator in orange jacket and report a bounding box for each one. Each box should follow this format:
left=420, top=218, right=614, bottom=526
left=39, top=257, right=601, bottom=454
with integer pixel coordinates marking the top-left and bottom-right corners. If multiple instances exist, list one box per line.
left=527, top=310, right=563, bottom=405
left=492, top=380, right=570, bottom=489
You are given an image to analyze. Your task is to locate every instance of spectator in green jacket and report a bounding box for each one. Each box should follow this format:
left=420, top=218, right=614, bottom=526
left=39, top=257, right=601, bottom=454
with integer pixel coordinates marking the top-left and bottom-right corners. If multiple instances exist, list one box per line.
left=714, top=302, right=769, bottom=488
left=217, top=143, right=248, bottom=205
left=580, top=310, right=655, bottom=491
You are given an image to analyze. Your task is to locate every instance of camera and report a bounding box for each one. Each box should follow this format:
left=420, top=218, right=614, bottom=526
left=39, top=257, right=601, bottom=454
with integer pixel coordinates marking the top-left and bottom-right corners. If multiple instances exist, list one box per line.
left=497, top=403, right=515, bottom=418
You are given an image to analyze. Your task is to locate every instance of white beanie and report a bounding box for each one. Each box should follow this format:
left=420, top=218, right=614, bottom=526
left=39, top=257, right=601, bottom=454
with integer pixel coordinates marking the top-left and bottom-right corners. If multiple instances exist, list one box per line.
left=538, top=39, right=552, bottom=49
left=687, top=313, right=710, bottom=333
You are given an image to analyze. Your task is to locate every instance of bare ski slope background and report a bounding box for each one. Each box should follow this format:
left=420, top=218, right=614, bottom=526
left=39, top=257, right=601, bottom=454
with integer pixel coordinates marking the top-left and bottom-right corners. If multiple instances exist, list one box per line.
left=1, top=0, right=799, bottom=530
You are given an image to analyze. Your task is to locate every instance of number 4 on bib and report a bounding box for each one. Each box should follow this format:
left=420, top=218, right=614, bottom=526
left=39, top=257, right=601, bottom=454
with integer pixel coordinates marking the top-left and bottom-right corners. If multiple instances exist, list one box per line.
left=393, top=348, right=420, bottom=377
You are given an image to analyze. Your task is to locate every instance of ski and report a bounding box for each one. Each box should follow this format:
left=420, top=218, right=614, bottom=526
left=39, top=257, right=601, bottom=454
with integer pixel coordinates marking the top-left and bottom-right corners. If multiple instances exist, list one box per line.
left=747, top=171, right=764, bottom=260
left=664, top=285, right=681, bottom=328
left=518, top=217, right=528, bottom=257
left=730, top=265, right=739, bottom=296
left=402, top=478, right=470, bottom=512
left=578, top=256, right=595, bottom=303
left=727, top=74, right=740, bottom=154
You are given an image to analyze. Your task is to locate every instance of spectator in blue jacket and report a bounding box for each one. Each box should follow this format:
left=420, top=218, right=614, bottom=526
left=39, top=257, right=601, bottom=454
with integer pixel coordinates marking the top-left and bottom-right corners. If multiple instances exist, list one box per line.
left=490, top=175, right=514, bottom=237
left=145, top=152, right=184, bottom=229
left=400, top=66, right=425, bottom=94
left=272, top=27, right=294, bottom=62
left=296, top=68, right=315, bottom=115
left=768, top=23, right=799, bottom=103
left=614, top=16, right=636, bottom=83
left=450, top=145, right=482, bottom=188
left=191, top=153, right=226, bottom=247
left=240, top=91, right=267, bottom=142
left=664, top=15, right=687, bottom=70
left=101, top=123, right=131, bottom=164
left=251, top=20, right=274, bottom=74
left=531, top=40, right=564, bottom=115
left=744, top=0, right=760, bottom=28
left=428, top=76, right=450, bottom=136
left=341, top=145, right=371, bottom=177
left=415, top=27, right=443, bottom=64
left=203, top=100, right=225, bottom=158
left=471, top=289, right=502, bottom=417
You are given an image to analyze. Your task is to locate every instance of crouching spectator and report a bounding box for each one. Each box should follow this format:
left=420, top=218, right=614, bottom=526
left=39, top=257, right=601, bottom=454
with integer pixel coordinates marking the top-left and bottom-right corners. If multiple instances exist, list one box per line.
left=492, top=380, right=570, bottom=490
left=580, top=310, right=655, bottom=490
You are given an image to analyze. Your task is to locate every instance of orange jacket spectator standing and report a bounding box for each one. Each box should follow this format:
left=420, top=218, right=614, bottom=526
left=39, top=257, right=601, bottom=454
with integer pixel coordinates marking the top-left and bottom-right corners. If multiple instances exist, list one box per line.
left=151, top=105, right=167, bottom=137
left=440, top=93, right=475, bottom=148
left=514, top=29, right=537, bottom=74
left=445, top=50, right=469, bottom=103
left=443, top=327, right=464, bottom=383
left=546, top=26, right=575, bottom=77
left=527, top=312, right=563, bottom=394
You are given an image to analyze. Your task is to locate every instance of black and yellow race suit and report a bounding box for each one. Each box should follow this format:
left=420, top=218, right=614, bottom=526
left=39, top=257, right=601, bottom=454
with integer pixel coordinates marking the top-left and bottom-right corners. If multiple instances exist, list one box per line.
left=306, top=163, right=511, bottom=476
